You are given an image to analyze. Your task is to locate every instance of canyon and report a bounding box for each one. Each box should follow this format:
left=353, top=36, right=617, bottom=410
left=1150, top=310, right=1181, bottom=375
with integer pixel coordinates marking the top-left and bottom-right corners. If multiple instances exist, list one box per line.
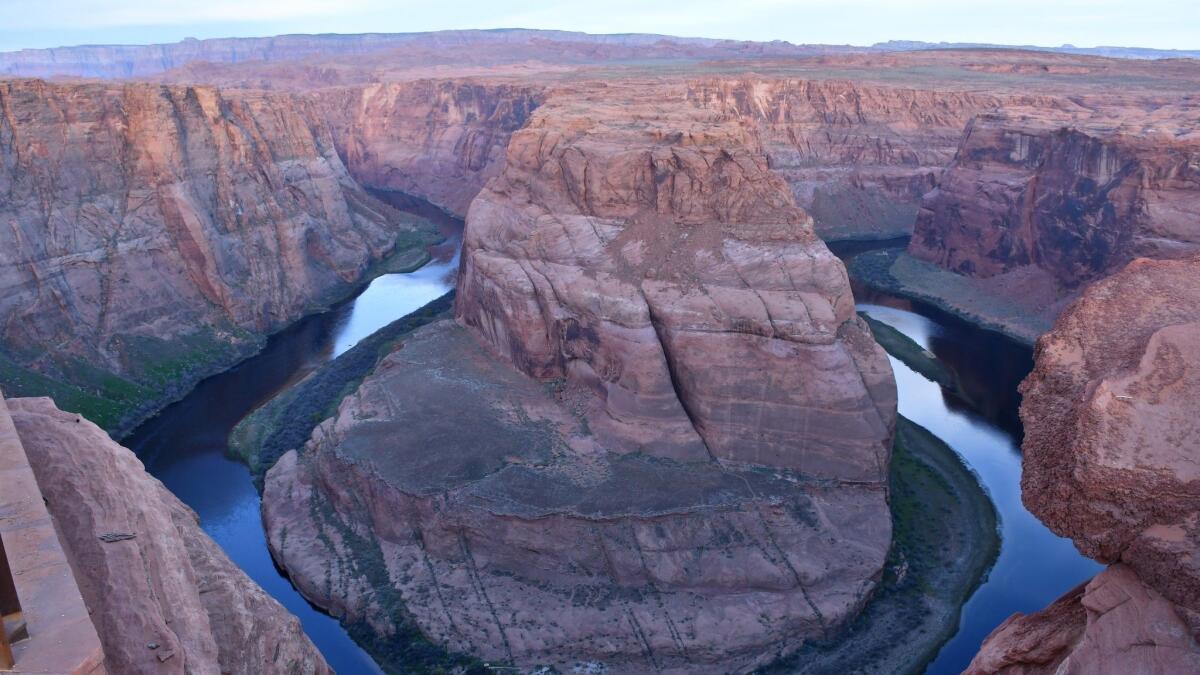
left=0, top=27, right=1198, bottom=675
left=0, top=78, right=439, bottom=434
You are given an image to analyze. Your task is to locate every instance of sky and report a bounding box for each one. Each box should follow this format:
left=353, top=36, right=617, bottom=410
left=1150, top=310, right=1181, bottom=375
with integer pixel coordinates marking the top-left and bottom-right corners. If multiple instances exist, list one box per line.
left=0, top=0, right=1196, bottom=52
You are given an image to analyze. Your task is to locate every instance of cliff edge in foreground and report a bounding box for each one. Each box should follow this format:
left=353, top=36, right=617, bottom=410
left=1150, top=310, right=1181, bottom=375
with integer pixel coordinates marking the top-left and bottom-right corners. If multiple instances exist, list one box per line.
left=968, top=256, right=1200, bottom=674
left=7, top=395, right=330, bottom=675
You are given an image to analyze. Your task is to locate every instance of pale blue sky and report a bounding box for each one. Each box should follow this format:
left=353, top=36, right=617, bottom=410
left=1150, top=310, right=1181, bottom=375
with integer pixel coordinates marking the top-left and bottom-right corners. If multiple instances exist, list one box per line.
left=0, top=0, right=1196, bottom=52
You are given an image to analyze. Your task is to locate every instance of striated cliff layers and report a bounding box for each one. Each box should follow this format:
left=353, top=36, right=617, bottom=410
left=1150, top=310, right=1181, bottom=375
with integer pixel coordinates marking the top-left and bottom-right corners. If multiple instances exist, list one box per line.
left=314, top=80, right=544, bottom=216
left=262, top=82, right=897, bottom=672
left=0, top=78, right=428, bottom=433
left=968, top=256, right=1200, bottom=673
left=910, top=109, right=1200, bottom=286
left=686, top=78, right=1011, bottom=240
left=8, top=395, right=330, bottom=675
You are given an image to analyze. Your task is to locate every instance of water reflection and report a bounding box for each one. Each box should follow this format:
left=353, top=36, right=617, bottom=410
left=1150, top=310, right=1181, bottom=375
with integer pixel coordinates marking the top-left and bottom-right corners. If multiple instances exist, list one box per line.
left=848, top=283, right=1101, bottom=674
left=125, top=192, right=463, bottom=675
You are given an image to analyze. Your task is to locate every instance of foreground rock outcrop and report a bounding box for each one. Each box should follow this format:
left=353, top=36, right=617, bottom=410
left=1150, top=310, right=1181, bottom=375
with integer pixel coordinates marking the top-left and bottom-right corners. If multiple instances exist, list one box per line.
left=0, top=78, right=430, bottom=433
left=263, top=81, right=896, bottom=673
left=7, top=396, right=329, bottom=675
left=968, top=256, right=1200, bottom=673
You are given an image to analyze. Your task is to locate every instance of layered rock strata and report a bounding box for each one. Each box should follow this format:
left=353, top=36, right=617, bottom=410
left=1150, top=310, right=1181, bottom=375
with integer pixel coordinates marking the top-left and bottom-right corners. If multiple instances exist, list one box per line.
left=968, top=256, right=1200, bottom=673
left=8, top=395, right=330, bottom=675
left=263, top=82, right=896, bottom=673
left=0, top=78, right=427, bottom=432
left=686, top=78, right=1008, bottom=240
left=911, top=110, right=1200, bottom=286
left=315, top=81, right=544, bottom=215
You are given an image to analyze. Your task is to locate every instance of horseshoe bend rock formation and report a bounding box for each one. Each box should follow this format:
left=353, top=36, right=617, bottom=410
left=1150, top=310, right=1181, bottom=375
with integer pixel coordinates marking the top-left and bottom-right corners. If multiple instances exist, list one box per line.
left=263, top=83, right=897, bottom=672
left=4, top=395, right=330, bottom=674
left=967, top=256, right=1200, bottom=673
left=0, top=78, right=429, bottom=433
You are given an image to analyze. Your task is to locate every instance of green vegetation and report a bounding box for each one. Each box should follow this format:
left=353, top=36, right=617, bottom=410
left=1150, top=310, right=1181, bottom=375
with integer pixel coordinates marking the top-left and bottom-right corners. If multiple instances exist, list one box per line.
left=762, top=416, right=1000, bottom=674
left=859, top=311, right=960, bottom=393
left=229, top=292, right=455, bottom=483
left=0, top=327, right=259, bottom=434
left=0, top=220, right=443, bottom=438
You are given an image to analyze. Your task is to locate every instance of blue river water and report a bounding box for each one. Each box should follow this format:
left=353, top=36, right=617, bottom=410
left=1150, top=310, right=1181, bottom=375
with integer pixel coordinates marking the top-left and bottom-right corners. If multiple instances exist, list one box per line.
left=125, top=193, right=461, bottom=674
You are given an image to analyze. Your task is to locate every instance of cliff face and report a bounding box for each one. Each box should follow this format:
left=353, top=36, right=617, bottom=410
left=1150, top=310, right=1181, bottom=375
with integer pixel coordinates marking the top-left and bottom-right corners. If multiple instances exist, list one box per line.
left=910, top=111, right=1200, bottom=286
left=0, top=78, right=426, bottom=433
left=968, top=256, right=1200, bottom=673
left=685, top=79, right=1011, bottom=240
left=315, top=81, right=544, bottom=216
left=8, top=396, right=330, bottom=675
left=262, top=81, right=896, bottom=673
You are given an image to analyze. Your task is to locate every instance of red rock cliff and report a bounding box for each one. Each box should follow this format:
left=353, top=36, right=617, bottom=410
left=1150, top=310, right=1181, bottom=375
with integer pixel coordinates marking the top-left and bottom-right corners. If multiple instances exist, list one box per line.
left=968, top=256, right=1200, bottom=673
left=8, top=396, right=330, bottom=675
left=314, top=80, right=544, bottom=215
left=685, top=78, right=1017, bottom=239
left=910, top=109, right=1200, bottom=286
left=0, top=78, right=425, bottom=432
left=458, top=81, right=896, bottom=474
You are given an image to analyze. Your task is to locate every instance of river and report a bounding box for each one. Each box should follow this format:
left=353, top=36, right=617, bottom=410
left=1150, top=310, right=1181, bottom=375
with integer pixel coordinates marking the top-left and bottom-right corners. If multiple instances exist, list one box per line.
left=829, top=240, right=1102, bottom=674
left=125, top=192, right=462, bottom=675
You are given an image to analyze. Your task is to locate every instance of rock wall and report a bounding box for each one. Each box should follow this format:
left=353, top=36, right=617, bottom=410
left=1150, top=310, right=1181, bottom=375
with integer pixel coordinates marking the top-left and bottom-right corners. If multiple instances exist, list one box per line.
left=910, top=111, right=1200, bottom=286
left=685, top=79, right=1011, bottom=239
left=262, top=81, right=897, bottom=673
left=0, top=78, right=424, bottom=433
left=314, top=80, right=544, bottom=215
left=8, top=395, right=330, bottom=675
left=968, top=255, right=1200, bottom=673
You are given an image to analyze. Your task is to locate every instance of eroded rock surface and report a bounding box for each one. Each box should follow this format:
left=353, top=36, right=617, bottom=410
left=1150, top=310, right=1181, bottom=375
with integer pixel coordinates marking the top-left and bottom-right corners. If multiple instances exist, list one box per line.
left=457, top=82, right=896, bottom=473
left=263, top=80, right=896, bottom=673
left=315, top=81, right=544, bottom=215
left=0, top=79, right=426, bottom=432
left=686, top=78, right=1011, bottom=240
left=8, top=396, right=330, bottom=675
left=910, top=109, right=1200, bottom=286
left=265, top=322, right=892, bottom=673
left=971, top=256, right=1200, bottom=672
left=967, top=564, right=1200, bottom=675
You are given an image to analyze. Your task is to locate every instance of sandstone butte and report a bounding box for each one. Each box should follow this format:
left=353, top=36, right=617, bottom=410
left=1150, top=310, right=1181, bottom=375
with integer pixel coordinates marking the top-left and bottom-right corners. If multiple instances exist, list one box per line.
left=967, top=256, right=1200, bottom=674
left=5, top=395, right=330, bottom=674
left=0, top=30, right=1198, bottom=675
left=263, top=79, right=897, bottom=673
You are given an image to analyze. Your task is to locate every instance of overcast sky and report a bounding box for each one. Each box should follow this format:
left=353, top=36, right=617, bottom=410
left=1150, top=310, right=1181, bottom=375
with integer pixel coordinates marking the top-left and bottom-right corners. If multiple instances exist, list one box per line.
left=0, top=0, right=1196, bottom=52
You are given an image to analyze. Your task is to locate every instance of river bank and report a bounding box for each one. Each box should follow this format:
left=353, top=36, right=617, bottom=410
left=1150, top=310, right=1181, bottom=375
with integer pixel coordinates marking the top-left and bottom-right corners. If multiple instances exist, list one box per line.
left=124, top=194, right=465, bottom=674
left=766, top=416, right=999, bottom=674
left=842, top=246, right=1075, bottom=346
left=229, top=292, right=455, bottom=481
